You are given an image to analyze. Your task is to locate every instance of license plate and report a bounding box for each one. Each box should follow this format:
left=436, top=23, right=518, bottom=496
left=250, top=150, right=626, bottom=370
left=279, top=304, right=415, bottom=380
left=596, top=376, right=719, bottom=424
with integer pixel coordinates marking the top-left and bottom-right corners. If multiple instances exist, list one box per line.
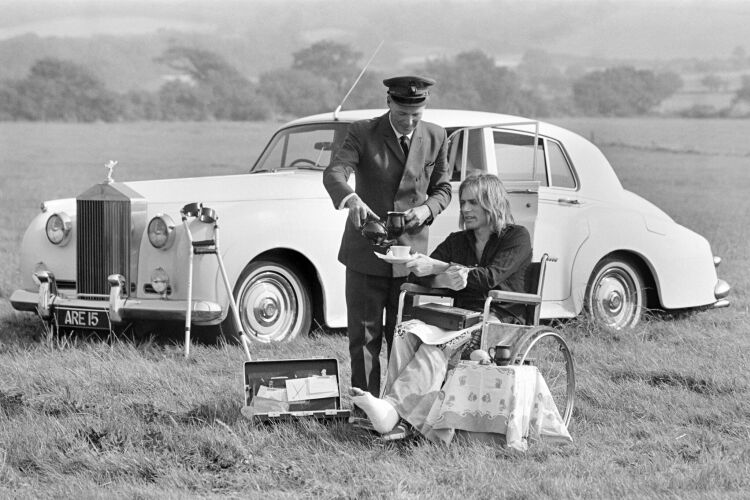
left=56, top=308, right=108, bottom=330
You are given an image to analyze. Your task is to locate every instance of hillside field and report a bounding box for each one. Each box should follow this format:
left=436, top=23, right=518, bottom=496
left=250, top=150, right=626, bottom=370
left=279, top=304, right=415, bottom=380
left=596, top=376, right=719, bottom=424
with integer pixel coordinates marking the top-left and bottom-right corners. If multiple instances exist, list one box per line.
left=0, top=117, right=749, bottom=498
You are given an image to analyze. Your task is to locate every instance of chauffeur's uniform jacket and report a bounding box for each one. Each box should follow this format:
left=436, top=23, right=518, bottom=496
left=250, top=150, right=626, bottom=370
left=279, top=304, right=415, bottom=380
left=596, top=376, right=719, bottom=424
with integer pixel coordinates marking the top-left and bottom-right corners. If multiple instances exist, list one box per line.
left=323, top=112, right=452, bottom=276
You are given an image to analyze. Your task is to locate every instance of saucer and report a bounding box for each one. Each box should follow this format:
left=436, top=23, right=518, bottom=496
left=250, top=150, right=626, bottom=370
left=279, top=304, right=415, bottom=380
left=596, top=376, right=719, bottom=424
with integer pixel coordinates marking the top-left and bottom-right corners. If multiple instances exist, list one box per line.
left=374, top=252, right=415, bottom=264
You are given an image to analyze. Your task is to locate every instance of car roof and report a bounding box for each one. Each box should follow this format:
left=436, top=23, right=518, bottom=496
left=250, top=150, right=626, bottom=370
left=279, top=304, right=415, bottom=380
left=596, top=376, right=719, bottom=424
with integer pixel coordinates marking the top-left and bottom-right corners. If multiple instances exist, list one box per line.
left=286, top=108, right=561, bottom=137
left=283, top=109, right=598, bottom=155
left=281, top=108, right=622, bottom=197
left=286, top=108, right=520, bottom=127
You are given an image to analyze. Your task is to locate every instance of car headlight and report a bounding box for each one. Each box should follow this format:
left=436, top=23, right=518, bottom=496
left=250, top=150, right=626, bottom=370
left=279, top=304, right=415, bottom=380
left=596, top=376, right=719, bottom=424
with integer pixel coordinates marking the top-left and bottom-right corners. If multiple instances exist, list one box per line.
left=147, top=214, right=175, bottom=249
left=45, top=212, right=72, bottom=245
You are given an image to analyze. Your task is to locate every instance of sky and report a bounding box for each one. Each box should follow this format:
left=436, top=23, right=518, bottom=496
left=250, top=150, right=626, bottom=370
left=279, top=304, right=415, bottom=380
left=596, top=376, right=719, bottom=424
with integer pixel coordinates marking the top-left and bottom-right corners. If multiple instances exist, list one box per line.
left=0, top=0, right=747, bottom=61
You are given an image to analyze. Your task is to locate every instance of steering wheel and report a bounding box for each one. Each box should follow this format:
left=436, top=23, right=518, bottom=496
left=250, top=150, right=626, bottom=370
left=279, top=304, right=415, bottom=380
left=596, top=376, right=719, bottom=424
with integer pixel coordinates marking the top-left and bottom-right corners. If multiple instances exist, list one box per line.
left=289, top=158, right=317, bottom=168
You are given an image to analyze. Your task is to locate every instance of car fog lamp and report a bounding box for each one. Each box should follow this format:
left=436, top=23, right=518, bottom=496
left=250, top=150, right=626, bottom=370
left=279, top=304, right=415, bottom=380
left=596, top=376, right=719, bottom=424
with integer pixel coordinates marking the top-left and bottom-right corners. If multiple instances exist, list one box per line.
left=150, top=267, right=170, bottom=294
left=148, top=214, right=175, bottom=249
left=45, top=212, right=72, bottom=245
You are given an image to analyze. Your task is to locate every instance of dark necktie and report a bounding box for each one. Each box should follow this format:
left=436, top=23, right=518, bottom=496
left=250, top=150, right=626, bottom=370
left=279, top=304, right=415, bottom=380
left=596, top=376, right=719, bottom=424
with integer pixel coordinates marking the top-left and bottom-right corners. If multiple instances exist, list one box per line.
left=399, top=135, right=410, bottom=157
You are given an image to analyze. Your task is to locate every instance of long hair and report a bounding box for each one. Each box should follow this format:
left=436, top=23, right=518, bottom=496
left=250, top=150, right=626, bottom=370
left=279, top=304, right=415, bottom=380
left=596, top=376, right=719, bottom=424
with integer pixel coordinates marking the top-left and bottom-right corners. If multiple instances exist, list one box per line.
left=458, top=173, right=514, bottom=234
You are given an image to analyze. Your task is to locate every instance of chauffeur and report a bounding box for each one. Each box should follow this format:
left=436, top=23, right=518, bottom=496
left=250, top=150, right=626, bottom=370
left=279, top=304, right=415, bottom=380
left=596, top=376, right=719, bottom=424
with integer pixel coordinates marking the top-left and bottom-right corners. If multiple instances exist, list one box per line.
left=323, top=76, right=452, bottom=397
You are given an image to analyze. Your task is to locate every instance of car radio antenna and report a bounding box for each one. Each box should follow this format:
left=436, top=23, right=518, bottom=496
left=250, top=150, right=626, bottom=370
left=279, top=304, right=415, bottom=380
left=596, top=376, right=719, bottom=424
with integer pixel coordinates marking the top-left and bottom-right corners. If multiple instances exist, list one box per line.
left=333, top=40, right=384, bottom=120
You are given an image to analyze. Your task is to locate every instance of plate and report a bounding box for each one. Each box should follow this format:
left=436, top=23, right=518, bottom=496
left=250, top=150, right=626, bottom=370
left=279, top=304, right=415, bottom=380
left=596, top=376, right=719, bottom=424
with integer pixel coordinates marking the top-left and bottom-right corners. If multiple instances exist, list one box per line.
left=55, top=307, right=108, bottom=330
left=374, top=252, right=415, bottom=264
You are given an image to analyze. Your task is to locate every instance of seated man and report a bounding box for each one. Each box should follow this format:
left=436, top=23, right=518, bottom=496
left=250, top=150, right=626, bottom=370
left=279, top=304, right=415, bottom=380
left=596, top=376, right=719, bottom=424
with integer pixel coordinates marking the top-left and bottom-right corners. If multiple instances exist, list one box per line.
left=350, top=173, right=532, bottom=441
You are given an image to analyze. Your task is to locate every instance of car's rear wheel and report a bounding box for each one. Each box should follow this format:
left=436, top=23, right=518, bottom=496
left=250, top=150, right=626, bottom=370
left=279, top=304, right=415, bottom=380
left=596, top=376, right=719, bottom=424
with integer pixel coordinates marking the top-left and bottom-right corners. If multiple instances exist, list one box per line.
left=585, top=257, right=645, bottom=330
left=224, top=259, right=312, bottom=343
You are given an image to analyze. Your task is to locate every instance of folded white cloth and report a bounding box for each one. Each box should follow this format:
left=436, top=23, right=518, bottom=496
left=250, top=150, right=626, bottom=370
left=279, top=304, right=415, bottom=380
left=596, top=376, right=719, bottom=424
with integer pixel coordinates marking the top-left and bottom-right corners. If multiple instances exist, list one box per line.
left=396, top=319, right=477, bottom=345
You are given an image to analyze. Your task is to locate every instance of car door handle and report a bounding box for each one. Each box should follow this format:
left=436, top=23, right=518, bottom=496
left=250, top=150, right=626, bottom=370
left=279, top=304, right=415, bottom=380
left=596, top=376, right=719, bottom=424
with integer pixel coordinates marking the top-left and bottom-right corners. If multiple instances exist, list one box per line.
left=557, top=198, right=582, bottom=205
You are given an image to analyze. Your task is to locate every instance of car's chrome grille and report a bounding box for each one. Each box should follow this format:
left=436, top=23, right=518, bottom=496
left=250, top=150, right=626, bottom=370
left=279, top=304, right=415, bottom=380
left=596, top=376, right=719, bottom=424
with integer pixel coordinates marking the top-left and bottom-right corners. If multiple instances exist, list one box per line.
left=76, top=199, right=131, bottom=299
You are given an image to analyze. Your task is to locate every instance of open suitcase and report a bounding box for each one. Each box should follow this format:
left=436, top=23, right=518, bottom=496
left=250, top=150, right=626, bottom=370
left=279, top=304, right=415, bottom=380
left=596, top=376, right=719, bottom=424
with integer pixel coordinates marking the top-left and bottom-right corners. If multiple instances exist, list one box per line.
left=241, top=358, right=351, bottom=422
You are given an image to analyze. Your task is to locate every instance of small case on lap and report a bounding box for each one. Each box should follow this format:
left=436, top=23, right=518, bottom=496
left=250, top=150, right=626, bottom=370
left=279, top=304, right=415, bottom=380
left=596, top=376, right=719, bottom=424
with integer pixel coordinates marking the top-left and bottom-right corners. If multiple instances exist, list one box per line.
left=412, top=303, right=482, bottom=330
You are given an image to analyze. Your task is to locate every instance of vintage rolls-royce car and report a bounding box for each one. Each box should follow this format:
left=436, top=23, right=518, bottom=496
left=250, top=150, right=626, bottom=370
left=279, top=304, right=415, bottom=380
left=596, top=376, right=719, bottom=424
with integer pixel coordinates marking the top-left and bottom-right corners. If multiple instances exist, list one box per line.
left=10, top=109, right=730, bottom=342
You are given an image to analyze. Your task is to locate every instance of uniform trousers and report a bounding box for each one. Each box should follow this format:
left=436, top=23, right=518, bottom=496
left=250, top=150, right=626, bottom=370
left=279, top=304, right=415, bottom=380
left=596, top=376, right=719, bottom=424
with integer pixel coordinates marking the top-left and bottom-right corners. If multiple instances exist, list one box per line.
left=345, top=267, right=406, bottom=395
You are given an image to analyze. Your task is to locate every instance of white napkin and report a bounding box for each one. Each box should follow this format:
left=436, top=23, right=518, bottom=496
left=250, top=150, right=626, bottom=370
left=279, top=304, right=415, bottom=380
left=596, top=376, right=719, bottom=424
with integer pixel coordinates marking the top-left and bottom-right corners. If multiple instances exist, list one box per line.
left=396, top=319, right=476, bottom=345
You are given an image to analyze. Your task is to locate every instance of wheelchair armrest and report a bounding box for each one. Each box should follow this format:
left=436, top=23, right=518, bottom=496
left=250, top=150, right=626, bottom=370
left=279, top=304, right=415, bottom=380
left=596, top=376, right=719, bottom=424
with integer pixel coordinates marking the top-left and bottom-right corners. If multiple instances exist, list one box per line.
left=400, top=283, right=454, bottom=297
left=487, top=289, right=542, bottom=305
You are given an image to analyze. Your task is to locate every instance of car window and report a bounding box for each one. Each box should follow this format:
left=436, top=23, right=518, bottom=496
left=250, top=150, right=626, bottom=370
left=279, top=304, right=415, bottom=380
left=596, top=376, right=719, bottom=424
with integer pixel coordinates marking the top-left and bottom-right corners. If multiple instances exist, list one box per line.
left=547, top=140, right=576, bottom=189
left=493, top=130, right=547, bottom=186
left=447, top=128, right=486, bottom=181
left=252, top=123, right=349, bottom=172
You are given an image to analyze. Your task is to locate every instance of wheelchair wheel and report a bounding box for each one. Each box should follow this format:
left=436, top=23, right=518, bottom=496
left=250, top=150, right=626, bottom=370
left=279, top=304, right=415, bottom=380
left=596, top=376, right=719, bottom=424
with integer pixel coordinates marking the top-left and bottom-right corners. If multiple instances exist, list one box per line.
left=514, top=326, right=575, bottom=426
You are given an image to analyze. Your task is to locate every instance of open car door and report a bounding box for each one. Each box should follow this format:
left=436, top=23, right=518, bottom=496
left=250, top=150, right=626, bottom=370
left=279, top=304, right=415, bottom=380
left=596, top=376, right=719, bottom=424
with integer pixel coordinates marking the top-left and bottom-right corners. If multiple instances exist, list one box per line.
left=434, top=122, right=588, bottom=320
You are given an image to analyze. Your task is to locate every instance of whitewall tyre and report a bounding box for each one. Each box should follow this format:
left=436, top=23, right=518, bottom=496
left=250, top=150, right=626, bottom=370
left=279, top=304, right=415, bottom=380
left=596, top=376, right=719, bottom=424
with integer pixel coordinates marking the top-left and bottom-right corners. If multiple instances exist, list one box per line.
left=227, top=259, right=312, bottom=343
left=585, top=257, right=645, bottom=331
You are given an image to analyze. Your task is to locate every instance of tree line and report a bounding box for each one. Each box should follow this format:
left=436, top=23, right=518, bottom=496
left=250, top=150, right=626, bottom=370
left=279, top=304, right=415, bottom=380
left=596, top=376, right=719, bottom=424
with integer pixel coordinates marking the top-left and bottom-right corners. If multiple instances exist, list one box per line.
left=2, top=40, right=736, bottom=122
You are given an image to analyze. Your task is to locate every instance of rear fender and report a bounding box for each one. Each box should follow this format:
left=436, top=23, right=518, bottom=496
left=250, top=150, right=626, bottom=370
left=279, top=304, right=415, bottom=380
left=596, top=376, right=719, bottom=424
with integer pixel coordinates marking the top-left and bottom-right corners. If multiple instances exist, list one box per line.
left=570, top=211, right=717, bottom=313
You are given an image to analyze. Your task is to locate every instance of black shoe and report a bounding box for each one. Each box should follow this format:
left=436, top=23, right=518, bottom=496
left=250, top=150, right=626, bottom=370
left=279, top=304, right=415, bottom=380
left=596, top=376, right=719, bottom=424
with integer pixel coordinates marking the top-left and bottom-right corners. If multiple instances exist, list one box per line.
left=380, top=420, right=414, bottom=441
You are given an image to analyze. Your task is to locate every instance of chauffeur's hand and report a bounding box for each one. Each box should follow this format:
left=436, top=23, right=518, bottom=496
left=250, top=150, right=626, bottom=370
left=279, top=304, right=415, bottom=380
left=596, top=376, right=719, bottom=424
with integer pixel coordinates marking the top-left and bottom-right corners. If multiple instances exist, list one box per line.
left=404, top=205, right=431, bottom=231
left=345, top=195, right=377, bottom=228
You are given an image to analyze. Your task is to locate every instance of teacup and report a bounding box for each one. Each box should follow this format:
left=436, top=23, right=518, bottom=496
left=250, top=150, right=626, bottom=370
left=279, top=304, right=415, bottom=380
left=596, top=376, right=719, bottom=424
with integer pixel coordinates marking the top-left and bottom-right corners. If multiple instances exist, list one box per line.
left=390, top=245, right=411, bottom=258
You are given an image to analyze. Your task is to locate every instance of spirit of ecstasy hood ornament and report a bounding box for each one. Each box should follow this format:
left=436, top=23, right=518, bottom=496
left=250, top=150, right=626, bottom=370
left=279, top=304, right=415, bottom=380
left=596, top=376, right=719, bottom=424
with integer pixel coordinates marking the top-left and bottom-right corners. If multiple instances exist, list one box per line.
left=104, top=160, right=118, bottom=183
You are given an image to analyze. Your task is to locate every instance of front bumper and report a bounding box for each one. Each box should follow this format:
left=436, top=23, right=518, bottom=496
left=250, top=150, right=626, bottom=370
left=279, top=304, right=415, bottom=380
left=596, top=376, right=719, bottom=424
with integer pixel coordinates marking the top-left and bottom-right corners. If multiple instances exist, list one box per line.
left=10, top=271, right=223, bottom=327
left=710, top=278, right=731, bottom=309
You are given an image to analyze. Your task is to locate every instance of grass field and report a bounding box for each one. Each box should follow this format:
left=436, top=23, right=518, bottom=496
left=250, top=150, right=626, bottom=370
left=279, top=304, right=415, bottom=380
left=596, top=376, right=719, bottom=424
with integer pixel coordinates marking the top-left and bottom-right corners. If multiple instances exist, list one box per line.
left=1, top=118, right=749, bottom=499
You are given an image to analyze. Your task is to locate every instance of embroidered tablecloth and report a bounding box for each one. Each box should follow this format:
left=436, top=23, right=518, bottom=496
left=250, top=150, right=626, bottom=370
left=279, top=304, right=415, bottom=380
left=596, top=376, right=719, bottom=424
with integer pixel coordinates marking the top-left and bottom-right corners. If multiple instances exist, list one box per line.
left=424, top=362, right=572, bottom=450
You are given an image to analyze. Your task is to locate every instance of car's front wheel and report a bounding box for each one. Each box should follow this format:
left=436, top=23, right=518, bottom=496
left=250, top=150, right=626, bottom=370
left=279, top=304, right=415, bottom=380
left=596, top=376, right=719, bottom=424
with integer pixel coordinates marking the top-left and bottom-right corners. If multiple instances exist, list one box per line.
left=224, top=259, right=312, bottom=343
left=585, top=257, right=645, bottom=330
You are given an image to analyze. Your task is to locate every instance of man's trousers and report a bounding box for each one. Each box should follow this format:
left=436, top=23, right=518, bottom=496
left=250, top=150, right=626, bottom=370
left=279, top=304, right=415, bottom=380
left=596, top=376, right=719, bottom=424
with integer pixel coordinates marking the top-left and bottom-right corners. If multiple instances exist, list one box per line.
left=345, top=268, right=406, bottom=395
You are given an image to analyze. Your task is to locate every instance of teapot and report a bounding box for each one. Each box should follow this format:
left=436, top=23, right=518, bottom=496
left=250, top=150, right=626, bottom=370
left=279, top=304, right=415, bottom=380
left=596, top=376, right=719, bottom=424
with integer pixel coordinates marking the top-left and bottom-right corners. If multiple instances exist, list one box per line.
left=361, top=211, right=405, bottom=248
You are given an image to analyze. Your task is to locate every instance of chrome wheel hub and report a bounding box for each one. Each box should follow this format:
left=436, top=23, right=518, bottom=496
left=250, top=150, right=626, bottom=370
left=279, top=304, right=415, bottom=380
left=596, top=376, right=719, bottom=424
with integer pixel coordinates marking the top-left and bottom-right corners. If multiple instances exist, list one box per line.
left=255, top=297, right=279, bottom=325
left=238, top=271, right=297, bottom=342
left=606, top=291, right=623, bottom=313
left=593, top=268, right=638, bottom=329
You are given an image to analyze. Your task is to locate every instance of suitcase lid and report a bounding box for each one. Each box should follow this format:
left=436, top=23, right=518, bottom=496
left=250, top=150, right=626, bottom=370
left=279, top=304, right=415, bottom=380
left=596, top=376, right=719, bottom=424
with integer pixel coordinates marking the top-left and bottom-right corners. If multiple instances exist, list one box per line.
left=244, top=357, right=340, bottom=380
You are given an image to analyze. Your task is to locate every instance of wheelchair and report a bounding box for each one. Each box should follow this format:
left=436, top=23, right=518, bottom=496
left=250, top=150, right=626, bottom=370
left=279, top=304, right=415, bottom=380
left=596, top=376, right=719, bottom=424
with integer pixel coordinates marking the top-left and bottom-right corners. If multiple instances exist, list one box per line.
left=395, top=253, right=576, bottom=426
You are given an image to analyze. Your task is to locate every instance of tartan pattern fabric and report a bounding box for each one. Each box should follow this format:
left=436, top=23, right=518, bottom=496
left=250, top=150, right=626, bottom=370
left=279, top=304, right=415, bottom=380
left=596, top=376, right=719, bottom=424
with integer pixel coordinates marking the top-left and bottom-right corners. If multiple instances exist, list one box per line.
left=459, top=325, right=483, bottom=359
